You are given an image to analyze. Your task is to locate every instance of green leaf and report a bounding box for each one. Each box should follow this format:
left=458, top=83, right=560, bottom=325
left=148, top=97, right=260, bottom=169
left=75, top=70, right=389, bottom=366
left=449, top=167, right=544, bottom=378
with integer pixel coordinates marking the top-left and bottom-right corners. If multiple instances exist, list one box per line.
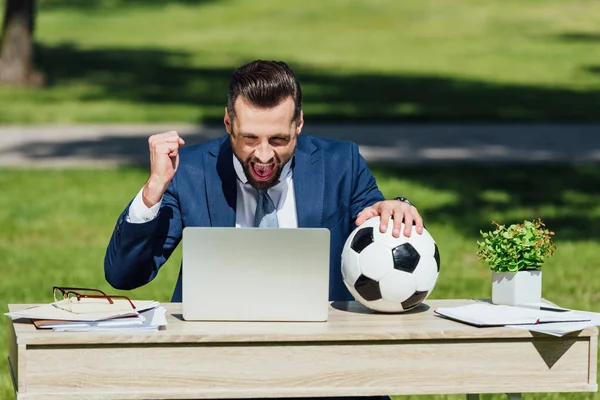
left=476, top=217, right=556, bottom=273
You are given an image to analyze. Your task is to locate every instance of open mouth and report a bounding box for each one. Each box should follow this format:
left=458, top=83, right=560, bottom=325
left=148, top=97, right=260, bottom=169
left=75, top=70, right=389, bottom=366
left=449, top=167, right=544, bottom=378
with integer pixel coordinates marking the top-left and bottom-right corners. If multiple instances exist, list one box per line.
left=250, top=161, right=277, bottom=181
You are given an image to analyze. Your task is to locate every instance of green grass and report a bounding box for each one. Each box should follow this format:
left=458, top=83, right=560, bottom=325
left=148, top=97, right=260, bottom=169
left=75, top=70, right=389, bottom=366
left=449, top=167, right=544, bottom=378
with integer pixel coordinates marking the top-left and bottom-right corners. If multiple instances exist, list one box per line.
left=2, top=165, right=600, bottom=399
left=1, top=0, right=600, bottom=123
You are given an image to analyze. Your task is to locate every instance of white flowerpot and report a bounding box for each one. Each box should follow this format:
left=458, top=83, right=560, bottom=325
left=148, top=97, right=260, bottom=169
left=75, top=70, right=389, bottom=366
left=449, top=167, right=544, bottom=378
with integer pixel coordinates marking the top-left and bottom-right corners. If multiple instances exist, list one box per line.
left=491, top=270, right=542, bottom=305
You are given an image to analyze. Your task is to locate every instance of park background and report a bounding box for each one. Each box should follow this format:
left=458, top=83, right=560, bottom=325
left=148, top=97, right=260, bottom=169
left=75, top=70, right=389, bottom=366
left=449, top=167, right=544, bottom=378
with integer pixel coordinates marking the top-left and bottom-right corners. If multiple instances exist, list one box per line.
left=1, top=0, right=600, bottom=399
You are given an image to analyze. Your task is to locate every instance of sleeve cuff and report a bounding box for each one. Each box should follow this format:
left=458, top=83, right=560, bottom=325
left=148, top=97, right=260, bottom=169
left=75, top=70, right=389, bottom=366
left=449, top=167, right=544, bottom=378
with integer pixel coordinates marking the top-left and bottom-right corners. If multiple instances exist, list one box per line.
left=127, top=187, right=162, bottom=224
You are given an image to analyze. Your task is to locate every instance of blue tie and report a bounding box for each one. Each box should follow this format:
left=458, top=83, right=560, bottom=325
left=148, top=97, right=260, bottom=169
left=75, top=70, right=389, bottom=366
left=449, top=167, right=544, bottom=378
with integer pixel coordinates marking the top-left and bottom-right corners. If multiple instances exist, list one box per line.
left=254, top=189, right=279, bottom=228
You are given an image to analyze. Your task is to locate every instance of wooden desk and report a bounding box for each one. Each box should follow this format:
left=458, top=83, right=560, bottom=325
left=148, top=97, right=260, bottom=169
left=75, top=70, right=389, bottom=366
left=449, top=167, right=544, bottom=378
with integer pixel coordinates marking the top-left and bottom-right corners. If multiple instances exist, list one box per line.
left=8, top=300, right=598, bottom=400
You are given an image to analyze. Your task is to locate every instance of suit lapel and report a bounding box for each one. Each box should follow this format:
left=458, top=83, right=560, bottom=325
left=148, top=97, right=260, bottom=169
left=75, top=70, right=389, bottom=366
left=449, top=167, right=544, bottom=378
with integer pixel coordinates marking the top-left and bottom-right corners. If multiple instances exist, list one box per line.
left=203, top=135, right=323, bottom=228
left=294, top=136, right=324, bottom=228
left=204, top=137, right=237, bottom=227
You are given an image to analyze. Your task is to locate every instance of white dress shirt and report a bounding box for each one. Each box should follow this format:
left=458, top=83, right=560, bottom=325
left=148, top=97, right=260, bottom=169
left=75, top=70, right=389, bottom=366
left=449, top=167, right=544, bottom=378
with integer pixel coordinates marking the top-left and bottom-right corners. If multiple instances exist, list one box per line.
left=127, top=156, right=298, bottom=228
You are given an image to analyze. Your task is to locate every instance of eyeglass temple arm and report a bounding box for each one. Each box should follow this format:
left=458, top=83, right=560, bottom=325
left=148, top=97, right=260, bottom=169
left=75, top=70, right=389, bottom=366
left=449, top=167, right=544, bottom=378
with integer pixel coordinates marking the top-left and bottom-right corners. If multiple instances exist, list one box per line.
left=54, top=286, right=108, bottom=296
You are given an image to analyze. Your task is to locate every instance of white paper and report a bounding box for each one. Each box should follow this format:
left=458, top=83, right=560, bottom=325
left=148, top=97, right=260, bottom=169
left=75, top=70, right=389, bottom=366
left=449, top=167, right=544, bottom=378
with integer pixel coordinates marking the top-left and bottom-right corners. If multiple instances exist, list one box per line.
left=507, top=321, right=599, bottom=337
left=49, top=307, right=167, bottom=332
left=40, top=315, right=144, bottom=329
left=434, top=303, right=592, bottom=326
left=505, top=303, right=600, bottom=336
left=5, top=300, right=159, bottom=322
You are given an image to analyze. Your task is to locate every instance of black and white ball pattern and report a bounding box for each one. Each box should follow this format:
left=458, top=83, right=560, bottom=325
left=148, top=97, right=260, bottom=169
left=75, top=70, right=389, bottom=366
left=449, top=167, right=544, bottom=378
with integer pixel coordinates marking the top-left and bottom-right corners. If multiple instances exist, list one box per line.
left=342, top=216, right=440, bottom=312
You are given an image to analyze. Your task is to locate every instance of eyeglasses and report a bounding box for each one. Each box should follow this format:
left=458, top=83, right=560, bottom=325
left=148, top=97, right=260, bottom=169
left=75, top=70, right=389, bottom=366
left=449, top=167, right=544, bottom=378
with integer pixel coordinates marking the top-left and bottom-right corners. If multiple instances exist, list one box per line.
left=53, top=286, right=137, bottom=313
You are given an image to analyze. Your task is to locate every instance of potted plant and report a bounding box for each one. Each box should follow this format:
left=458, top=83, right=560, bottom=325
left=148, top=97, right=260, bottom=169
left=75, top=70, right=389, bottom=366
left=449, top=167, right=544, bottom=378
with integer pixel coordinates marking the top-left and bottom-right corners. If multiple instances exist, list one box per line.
left=476, top=218, right=557, bottom=305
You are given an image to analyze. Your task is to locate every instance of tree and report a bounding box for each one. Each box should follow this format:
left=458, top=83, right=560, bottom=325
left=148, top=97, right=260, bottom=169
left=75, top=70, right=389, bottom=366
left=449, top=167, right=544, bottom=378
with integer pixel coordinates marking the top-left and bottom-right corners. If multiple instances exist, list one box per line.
left=0, top=0, right=43, bottom=85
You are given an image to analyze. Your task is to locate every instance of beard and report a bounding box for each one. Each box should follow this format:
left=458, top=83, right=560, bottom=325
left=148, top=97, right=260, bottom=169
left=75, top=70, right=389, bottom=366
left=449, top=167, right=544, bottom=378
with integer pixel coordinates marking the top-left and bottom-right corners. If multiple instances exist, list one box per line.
left=237, top=152, right=285, bottom=190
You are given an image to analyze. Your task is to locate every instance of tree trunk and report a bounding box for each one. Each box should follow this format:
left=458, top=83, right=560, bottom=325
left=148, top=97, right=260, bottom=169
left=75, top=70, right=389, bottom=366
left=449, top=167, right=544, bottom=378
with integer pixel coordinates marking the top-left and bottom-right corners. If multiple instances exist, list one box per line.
left=0, top=0, right=43, bottom=86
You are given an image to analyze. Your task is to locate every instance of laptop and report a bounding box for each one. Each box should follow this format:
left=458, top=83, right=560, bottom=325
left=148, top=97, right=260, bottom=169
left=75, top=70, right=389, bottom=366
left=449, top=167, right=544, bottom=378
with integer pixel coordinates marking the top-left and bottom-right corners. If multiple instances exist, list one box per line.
left=181, top=227, right=331, bottom=322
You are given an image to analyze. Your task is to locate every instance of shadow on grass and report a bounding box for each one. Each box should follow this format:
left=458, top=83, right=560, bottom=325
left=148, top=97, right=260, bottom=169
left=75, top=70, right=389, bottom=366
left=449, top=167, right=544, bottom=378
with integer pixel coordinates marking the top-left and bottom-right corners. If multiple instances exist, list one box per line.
left=584, top=66, right=600, bottom=75
left=555, top=32, right=600, bottom=43
left=372, top=164, right=600, bottom=243
left=33, top=43, right=600, bottom=123
left=38, top=0, right=220, bottom=11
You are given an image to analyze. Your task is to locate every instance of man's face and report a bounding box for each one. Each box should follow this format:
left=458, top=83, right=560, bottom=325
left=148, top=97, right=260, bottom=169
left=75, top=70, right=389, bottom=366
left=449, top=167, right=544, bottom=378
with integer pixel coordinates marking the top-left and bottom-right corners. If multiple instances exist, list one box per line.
left=225, top=95, right=303, bottom=190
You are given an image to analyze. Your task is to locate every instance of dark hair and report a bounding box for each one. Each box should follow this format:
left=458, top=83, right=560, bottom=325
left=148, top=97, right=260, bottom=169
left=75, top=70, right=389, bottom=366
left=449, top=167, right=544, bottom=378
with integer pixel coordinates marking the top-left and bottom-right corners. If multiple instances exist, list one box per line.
left=227, top=60, right=302, bottom=125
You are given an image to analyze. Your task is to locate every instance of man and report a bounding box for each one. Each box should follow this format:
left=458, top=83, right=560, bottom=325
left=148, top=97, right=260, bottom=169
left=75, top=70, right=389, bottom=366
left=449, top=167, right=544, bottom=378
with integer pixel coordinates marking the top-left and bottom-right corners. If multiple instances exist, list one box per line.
left=104, top=59, right=423, bottom=304
left=104, top=59, right=422, bottom=400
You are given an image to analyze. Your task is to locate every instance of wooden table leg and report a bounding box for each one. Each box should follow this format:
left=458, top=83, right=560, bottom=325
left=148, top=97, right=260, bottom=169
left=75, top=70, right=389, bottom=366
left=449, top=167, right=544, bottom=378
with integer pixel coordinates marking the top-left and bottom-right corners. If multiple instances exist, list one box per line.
left=466, top=395, right=480, bottom=400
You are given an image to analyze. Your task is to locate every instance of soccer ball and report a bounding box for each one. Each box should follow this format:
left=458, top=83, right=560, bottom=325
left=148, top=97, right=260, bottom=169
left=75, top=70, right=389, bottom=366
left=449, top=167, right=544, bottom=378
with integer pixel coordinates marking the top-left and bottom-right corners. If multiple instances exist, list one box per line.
left=341, top=216, right=440, bottom=313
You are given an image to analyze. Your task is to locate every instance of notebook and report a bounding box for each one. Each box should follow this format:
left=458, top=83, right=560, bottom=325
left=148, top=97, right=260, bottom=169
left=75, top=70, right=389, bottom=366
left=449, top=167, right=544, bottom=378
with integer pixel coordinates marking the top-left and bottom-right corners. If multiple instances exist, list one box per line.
left=181, top=227, right=331, bottom=322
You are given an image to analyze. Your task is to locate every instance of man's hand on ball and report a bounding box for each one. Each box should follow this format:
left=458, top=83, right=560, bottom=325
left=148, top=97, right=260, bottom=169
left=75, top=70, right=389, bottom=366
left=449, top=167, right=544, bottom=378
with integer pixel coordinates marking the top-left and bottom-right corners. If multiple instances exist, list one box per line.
left=356, top=200, right=424, bottom=238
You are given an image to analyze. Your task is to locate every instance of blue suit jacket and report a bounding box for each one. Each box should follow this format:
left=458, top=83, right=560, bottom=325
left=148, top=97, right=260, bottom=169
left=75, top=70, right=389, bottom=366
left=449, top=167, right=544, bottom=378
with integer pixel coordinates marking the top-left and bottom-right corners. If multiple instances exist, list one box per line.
left=104, top=134, right=385, bottom=302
